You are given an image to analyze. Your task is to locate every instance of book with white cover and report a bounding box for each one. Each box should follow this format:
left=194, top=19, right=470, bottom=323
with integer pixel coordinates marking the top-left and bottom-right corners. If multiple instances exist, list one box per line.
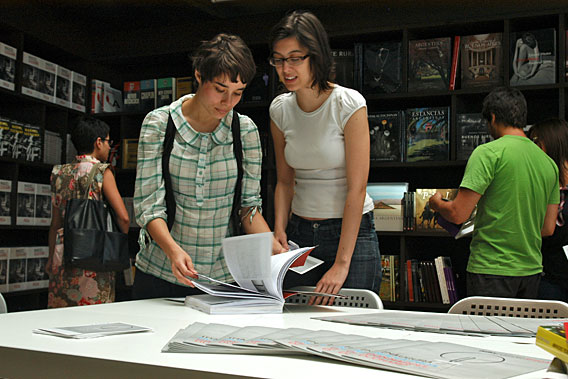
left=8, top=246, right=27, bottom=292
left=0, top=41, right=17, bottom=91
left=189, top=232, right=325, bottom=313
left=0, top=179, right=11, bottom=225
left=0, top=247, right=9, bottom=292
left=34, top=183, right=51, bottom=226
left=16, top=181, right=35, bottom=226
left=33, top=322, right=152, bottom=339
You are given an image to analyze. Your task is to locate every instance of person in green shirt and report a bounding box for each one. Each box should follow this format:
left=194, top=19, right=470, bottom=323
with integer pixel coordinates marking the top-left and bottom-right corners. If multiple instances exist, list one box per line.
left=429, top=87, right=559, bottom=298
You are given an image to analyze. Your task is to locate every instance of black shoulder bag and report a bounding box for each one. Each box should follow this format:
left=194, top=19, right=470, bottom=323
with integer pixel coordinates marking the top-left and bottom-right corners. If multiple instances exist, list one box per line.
left=64, top=163, right=130, bottom=271
left=162, top=112, right=243, bottom=234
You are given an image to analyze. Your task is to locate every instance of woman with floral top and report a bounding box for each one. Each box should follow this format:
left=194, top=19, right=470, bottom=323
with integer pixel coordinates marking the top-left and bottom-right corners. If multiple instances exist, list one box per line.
left=47, top=116, right=129, bottom=308
left=132, top=33, right=285, bottom=300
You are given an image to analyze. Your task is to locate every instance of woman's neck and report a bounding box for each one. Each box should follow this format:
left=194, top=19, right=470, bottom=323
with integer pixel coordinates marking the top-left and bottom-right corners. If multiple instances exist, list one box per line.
left=182, top=94, right=219, bottom=133
left=295, top=83, right=333, bottom=113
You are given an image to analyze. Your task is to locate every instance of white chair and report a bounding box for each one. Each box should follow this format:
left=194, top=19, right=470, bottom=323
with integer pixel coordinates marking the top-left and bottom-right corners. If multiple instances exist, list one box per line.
left=448, top=296, right=568, bottom=318
left=0, top=292, right=7, bottom=314
left=285, top=286, right=383, bottom=309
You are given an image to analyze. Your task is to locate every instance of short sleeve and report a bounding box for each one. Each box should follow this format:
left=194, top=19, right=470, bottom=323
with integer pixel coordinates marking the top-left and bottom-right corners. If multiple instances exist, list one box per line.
left=336, top=87, right=366, bottom=131
left=460, top=144, right=496, bottom=196
left=269, top=93, right=289, bottom=132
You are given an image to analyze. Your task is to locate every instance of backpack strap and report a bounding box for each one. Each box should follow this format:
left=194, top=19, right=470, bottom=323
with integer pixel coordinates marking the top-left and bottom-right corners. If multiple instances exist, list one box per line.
left=230, top=111, right=243, bottom=234
left=163, top=115, right=176, bottom=231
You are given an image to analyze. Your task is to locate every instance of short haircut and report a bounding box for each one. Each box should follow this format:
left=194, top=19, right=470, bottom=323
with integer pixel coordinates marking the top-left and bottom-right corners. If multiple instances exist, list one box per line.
left=482, top=87, right=527, bottom=129
left=269, top=10, right=333, bottom=93
left=191, top=33, right=256, bottom=86
left=528, top=117, right=568, bottom=187
left=70, top=116, right=110, bottom=155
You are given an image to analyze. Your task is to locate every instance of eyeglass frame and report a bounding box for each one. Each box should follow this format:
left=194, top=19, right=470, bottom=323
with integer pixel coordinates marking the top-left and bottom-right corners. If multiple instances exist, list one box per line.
left=269, top=54, right=310, bottom=67
left=102, top=138, right=114, bottom=146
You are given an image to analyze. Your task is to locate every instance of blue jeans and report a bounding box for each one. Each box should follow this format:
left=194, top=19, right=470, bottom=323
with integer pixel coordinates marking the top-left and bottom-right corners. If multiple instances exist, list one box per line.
left=282, top=211, right=381, bottom=294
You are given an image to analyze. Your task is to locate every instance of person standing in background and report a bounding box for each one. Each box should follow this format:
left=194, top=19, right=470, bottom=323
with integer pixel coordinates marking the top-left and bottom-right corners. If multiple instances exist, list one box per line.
left=269, top=10, right=381, bottom=303
left=528, top=118, right=568, bottom=302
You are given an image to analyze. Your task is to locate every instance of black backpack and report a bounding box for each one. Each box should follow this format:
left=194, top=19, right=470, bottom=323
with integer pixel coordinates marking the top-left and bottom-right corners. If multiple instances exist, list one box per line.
left=161, top=112, right=243, bottom=233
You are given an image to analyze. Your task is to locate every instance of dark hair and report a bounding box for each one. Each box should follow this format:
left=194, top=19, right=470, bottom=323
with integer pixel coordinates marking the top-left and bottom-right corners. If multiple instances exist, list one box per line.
left=71, top=116, right=110, bottom=155
left=528, top=118, right=568, bottom=187
left=191, top=33, right=256, bottom=86
left=269, top=10, right=333, bottom=93
left=481, top=87, right=527, bottom=129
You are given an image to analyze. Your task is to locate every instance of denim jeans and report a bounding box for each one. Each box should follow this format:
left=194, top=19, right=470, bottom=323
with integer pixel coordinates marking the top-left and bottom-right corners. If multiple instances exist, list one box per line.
left=282, top=211, right=381, bottom=294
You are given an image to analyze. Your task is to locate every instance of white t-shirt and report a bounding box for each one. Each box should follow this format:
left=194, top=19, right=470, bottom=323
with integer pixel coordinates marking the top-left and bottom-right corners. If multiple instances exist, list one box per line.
left=269, top=85, right=375, bottom=218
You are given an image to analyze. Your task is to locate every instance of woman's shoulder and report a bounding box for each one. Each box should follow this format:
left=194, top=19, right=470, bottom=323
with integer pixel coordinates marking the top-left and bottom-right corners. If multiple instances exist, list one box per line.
left=235, top=112, right=258, bottom=133
left=332, top=85, right=365, bottom=104
left=269, top=92, right=294, bottom=111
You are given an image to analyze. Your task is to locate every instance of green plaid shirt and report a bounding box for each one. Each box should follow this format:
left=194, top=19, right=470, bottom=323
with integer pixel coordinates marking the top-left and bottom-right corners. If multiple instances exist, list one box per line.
left=134, top=94, right=263, bottom=284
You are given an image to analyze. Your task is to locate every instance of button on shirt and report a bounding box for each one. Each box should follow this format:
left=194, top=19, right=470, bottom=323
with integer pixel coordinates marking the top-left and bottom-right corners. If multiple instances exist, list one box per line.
left=134, top=94, right=263, bottom=284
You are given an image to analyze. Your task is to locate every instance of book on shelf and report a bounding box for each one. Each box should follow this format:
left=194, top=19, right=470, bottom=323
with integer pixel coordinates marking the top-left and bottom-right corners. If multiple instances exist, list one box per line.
left=34, top=183, right=51, bottom=226
left=0, top=247, right=8, bottom=292
left=414, top=188, right=458, bottom=232
left=331, top=48, right=355, bottom=89
left=368, top=110, right=403, bottom=162
left=366, top=182, right=408, bottom=232
left=10, top=122, right=42, bottom=162
left=188, top=232, right=330, bottom=314
left=91, top=79, right=106, bottom=114
left=103, top=83, right=123, bottom=113
left=175, top=76, right=193, bottom=100
left=140, top=79, right=156, bottom=112
left=55, top=65, right=72, bottom=108
left=449, top=36, right=460, bottom=90
left=8, top=247, right=27, bottom=292
left=0, top=117, right=12, bottom=158
left=408, top=37, right=451, bottom=91
left=403, top=191, right=416, bottom=231
left=121, top=138, right=138, bottom=169
left=123, top=81, right=141, bottom=112
left=70, top=71, right=87, bottom=112
left=26, top=246, right=48, bottom=290
left=456, top=113, right=493, bottom=160
left=460, top=33, right=503, bottom=88
left=359, top=41, right=402, bottom=95
left=9, top=120, right=26, bottom=160
left=379, top=254, right=399, bottom=302
left=536, top=324, right=568, bottom=363
left=156, top=77, right=175, bottom=108
left=21, top=52, right=42, bottom=100
left=510, top=28, right=556, bottom=86
left=0, top=179, right=11, bottom=225
left=16, top=181, right=36, bottom=226
left=0, top=41, right=17, bottom=91
left=405, top=106, right=450, bottom=162
left=44, top=130, right=62, bottom=165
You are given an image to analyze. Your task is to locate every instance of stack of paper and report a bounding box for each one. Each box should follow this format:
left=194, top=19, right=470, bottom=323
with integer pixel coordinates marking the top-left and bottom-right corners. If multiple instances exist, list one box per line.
left=162, top=322, right=551, bottom=379
left=33, top=322, right=152, bottom=339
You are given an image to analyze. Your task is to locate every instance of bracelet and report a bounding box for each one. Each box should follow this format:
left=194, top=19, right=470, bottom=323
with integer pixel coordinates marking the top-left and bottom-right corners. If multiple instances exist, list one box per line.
left=240, top=205, right=261, bottom=224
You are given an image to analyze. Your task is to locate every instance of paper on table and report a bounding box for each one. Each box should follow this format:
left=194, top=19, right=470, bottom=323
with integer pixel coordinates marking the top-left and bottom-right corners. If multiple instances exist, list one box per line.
left=33, top=322, right=152, bottom=339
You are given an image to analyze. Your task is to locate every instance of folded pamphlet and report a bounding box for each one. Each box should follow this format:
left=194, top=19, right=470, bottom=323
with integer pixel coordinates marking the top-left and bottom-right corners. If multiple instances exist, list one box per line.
left=33, top=322, right=152, bottom=339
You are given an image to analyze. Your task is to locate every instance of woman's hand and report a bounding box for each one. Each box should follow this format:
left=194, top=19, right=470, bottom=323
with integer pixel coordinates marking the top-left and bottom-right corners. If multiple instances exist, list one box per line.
left=309, top=261, right=350, bottom=306
left=272, top=236, right=287, bottom=255
left=167, top=245, right=198, bottom=287
left=273, top=229, right=289, bottom=251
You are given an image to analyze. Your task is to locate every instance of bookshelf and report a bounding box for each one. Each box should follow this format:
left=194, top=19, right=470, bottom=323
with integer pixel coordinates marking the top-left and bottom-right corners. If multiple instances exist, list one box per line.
left=1, top=3, right=568, bottom=311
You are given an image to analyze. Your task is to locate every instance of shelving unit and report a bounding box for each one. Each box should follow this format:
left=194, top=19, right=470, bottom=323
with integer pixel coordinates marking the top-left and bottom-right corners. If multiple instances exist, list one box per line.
left=1, top=3, right=568, bottom=312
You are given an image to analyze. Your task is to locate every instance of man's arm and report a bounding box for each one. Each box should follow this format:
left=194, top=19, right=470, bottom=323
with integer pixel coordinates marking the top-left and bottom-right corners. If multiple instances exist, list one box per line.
left=542, top=203, right=558, bottom=237
left=429, top=187, right=481, bottom=224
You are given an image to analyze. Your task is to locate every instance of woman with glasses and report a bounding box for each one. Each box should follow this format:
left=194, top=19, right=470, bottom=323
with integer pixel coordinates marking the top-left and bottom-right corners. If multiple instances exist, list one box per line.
left=47, top=116, right=130, bottom=308
left=269, top=10, right=381, bottom=304
left=132, top=33, right=285, bottom=300
left=528, top=118, right=568, bottom=302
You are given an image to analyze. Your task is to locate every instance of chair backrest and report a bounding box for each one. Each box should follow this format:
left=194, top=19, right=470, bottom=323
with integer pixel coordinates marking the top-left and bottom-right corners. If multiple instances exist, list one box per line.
left=285, top=286, right=383, bottom=309
left=448, top=296, right=568, bottom=318
left=0, top=292, right=7, bottom=314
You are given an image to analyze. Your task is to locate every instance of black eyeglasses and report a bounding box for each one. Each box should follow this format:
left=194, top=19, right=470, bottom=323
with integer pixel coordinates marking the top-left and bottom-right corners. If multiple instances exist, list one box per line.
left=269, top=54, right=309, bottom=67
left=103, top=138, right=113, bottom=146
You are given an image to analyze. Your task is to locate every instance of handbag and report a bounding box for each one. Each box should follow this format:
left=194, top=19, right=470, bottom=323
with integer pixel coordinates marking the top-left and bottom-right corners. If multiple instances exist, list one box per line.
left=63, top=163, right=129, bottom=271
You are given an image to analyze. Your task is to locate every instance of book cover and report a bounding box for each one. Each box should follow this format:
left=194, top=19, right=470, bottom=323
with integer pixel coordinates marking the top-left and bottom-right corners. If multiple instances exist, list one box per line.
left=121, top=138, right=138, bottom=169
left=449, top=36, right=460, bottom=90
left=460, top=33, right=503, bottom=88
left=55, top=65, right=72, bottom=108
left=140, top=79, right=156, bottom=112
left=38, top=58, right=57, bottom=103
left=0, top=247, right=8, bottom=293
left=390, top=255, right=400, bottom=301
left=9, top=120, right=25, bottom=160
left=91, top=79, right=106, bottom=114
left=71, top=71, right=87, bottom=112
left=22, top=123, right=42, bottom=162
left=43, top=130, right=62, bottom=165
left=414, top=188, right=458, bottom=232
left=0, top=179, right=11, bottom=225
left=34, top=184, right=51, bottom=226
left=536, top=324, right=568, bottom=363
left=123, top=81, right=141, bottom=112
left=456, top=113, right=493, bottom=160
left=21, top=52, right=42, bottom=100
left=103, top=83, right=123, bottom=113
left=331, top=48, right=355, bottom=89
left=510, top=28, right=556, bottom=86
left=362, top=41, right=402, bottom=94
left=369, top=110, right=403, bottom=162
left=379, top=255, right=392, bottom=301
left=442, top=256, right=458, bottom=304
left=434, top=256, right=450, bottom=304
left=8, top=247, right=27, bottom=292
left=156, top=77, right=175, bottom=108
left=408, top=37, right=451, bottom=91
left=0, top=41, right=17, bottom=91
left=16, top=181, right=35, bottom=226
left=0, top=117, right=13, bottom=158
left=366, top=182, right=408, bottom=232
left=405, top=106, right=450, bottom=162
left=175, top=76, right=193, bottom=100
left=26, top=246, right=49, bottom=289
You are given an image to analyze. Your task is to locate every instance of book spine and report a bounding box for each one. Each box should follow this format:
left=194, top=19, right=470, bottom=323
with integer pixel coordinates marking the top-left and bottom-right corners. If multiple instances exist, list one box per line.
left=434, top=256, right=450, bottom=304
left=449, top=36, right=460, bottom=90
left=406, top=259, right=414, bottom=302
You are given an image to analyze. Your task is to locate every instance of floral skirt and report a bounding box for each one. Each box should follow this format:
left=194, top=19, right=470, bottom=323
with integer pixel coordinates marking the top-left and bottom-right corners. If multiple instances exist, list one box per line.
left=47, top=229, right=115, bottom=308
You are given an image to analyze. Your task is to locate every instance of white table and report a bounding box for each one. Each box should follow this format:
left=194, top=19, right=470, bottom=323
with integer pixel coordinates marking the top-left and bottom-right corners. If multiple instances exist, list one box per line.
left=0, top=299, right=555, bottom=378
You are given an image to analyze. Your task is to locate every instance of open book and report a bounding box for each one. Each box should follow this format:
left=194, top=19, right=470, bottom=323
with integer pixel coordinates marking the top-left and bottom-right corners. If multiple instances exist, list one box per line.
left=436, top=206, right=476, bottom=239
left=189, top=232, right=337, bottom=314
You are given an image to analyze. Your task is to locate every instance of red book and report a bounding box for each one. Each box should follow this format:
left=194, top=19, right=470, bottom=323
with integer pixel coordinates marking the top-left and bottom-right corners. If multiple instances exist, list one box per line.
left=406, top=259, right=414, bottom=302
left=449, top=35, right=460, bottom=90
